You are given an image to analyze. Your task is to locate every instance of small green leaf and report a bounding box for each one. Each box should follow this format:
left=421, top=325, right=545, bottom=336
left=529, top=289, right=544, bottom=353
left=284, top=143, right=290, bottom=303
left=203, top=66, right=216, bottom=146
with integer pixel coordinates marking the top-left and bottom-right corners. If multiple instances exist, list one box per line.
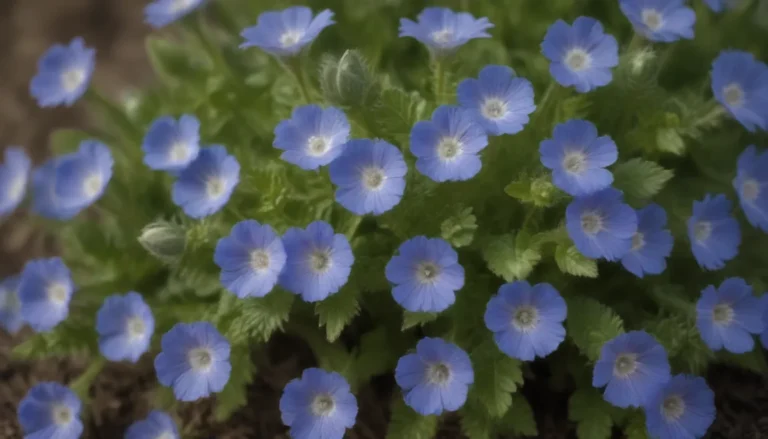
left=440, top=207, right=478, bottom=248
left=504, top=179, right=533, bottom=202
left=315, top=285, right=360, bottom=342
left=468, top=340, right=524, bottom=418
left=499, top=393, right=538, bottom=437
left=461, top=400, right=493, bottom=439
left=402, top=311, right=439, bottom=330
left=555, top=244, right=598, bottom=278
left=374, top=87, right=428, bottom=144
left=386, top=398, right=439, bottom=439
left=224, top=289, right=295, bottom=343
left=70, top=357, right=106, bottom=402
left=656, top=128, right=686, bottom=156
left=483, top=233, right=542, bottom=282
left=555, top=95, right=592, bottom=123
left=214, top=346, right=256, bottom=421
left=613, top=158, right=674, bottom=200
left=355, top=327, right=405, bottom=383
left=566, top=298, right=624, bottom=361
left=624, top=412, right=649, bottom=439
left=569, top=388, right=614, bottom=439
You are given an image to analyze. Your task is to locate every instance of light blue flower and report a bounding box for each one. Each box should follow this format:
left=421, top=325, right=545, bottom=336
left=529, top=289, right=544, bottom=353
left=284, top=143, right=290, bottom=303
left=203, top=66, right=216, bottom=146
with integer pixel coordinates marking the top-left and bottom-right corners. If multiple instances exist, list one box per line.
left=456, top=65, right=536, bottom=136
left=541, top=17, right=619, bottom=93
left=280, top=368, right=358, bottom=439
left=696, top=277, right=763, bottom=354
left=126, top=410, right=180, bottom=439
left=619, top=0, right=696, bottom=42
left=96, top=292, right=155, bottom=363
left=329, top=139, right=407, bottom=215
left=18, top=382, right=83, bottom=439
left=645, top=375, right=716, bottom=439
left=145, top=0, right=206, bottom=28
left=0, top=147, right=32, bottom=216
left=566, top=188, right=637, bottom=261
left=0, top=276, right=24, bottom=334
left=273, top=105, right=350, bottom=170
left=620, top=204, right=674, bottom=278
left=154, top=322, right=231, bottom=402
left=687, top=194, right=741, bottom=270
left=711, top=51, right=768, bottom=132
left=241, top=7, right=335, bottom=57
left=733, top=145, right=768, bottom=231
left=18, top=257, right=75, bottom=332
left=142, top=115, right=201, bottom=172
left=172, top=145, right=240, bottom=218
left=399, top=7, right=493, bottom=54
left=53, top=140, right=113, bottom=212
left=30, top=37, right=95, bottom=108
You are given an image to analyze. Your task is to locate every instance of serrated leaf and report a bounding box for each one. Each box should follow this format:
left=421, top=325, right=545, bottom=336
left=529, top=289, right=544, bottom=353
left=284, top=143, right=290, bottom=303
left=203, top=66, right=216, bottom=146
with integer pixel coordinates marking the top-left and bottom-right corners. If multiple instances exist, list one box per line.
left=482, top=233, right=542, bottom=282
left=656, top=128, right=686, bottom=155
left=461, top=401, right=493, bottom=439
left=499, top=393, right=538, bottom=437
left=374, top=87, right=427, bottom=144
left=315, top=285, right=360, bottom=342
left=624, top=412, right=649, bottom=439
left=613, top=158, right=674, bottom=201
left=504, top=179, right=534, bottom=202
left=402, top=311, right=439, bottom=330
left=440, top=207, right=478, bottom=248
left=224, top=289, right=295, bottom=343
left=386, top=398, right=438, bottom=439
left=214, top=346, right=256, bottom=421
left=566, top=297, right=625, bottom=361
left=468, top=340, right=524, bottom=418
left=569, top=388, right=614, bottom=439
left=555, top=244, right=598, bottom=278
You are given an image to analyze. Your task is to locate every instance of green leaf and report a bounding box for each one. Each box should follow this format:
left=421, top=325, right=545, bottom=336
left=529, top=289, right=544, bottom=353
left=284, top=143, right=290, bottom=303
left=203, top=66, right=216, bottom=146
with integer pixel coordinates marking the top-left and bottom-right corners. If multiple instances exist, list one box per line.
left=355, top=327, right=405, bottom=383
left=440, top=207, right=478, bottom=248
left=69, top=357, right=106, bottom=402
left=482, top=233, right=542, bottom=282
left=374, top=87, right=428, bottom=144
left=402, top=311, right=439, bottom=331
left=555, top=95, right=591, bottom=123
left=555, top=244, right=598, bottom=278
left=504, top=179, right=534, bottom=203
left=612, top=158, right=674, bottom=201
left=566, top=297, right=625, bottom=361
left=224, top=289, right=295, bottom=343
left=12, top=315, right=99, bottom=360
left=624, top=412, right=649, bottom=439
left=386, top=398, right=439, bottom=439
left=461, top=400, right=493, bottom=439
left=499, top=393, right=538, bottom=437
left=468, top=340, right=524, bottom=418
left=214, top=346, right=255, bottom=421
left=315, top=285, right=360, bottom=342
left=717, top=349, right=768, bottom=374
left=656, top=128, right=686, bottom=156
left=569, top=388, right=614, bottom=439
left=49, top=129, right=91, bottom=155
left=146, top=36, right=211, bottom=85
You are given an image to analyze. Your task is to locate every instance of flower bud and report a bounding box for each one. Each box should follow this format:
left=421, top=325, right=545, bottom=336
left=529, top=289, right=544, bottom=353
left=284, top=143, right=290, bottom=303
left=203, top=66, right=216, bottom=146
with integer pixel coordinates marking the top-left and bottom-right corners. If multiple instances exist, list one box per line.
left=138, top=220, right=186, bottom=264
left=531, top=177, right=557, bottom=207
left=320, top=50, right=380, bottom=108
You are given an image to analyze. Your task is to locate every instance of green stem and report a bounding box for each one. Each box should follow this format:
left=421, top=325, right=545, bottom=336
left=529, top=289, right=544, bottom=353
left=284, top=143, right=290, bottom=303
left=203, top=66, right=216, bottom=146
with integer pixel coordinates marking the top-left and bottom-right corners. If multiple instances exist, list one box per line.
left=186, top=13, right=234, bottom=79
left=531, top=82, right=557, bottom=126
left=279, top=56, right=311, bottom=104
left=84, top=88, right=142, bottom=145
left=432, top=56, right=448, bottom=105
left=626, top=32, right=646, bottom=53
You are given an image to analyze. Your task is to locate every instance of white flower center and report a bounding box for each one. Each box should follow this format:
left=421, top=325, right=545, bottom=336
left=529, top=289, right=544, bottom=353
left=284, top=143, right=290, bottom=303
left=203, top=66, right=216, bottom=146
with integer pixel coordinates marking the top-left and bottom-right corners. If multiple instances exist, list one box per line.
left=723, top=83, right=744, bottom=108
left=155, top=431, right=176, bottom=439
left=126, top=317, right=146, bottom=339
left=562, top=151, right=587, bottom=174
left=431, top=28, right=455, bottom=44
left=61, top=68, right=86, bottom=93
left=631, top=232, right=645, bottom=251
left=188, top=347, right=214, bottom=371
left=564, top=48, right=591, bottom=72
left=437, top=137, right=462, bottom=160
left=169, top=142, right=191, bottom=163
left=0, top=289, right=20, bottom=312
left=581, top=212, right=604, bottom=235
left=712, top=303, right=735, bottom=325
left=361, top=167, right=386, bottom=190
left=641, top=9, right=664, bottom=31
left=206, top=177, right=227, bottom=199
left=481, top=98, right=507, bottom=120
left=662, top=394, right=686, bottom=421
left=693, top=221, right=712, bottom=243
left=511, top=305, right=539, bottom=332
left=307, top=136, right=330, bottom=157
left=741, top=179, right=760, bottom=201
left=426, top=362, right=452, bottom=385
left=280, top=30, right=304, bottom=48
left=82, top=173, right=103, bottom=199
left=415, top=261, right=441, bottom=284
left=51, top=404, right=72, bottom=425
left=310, top=393, right=336, bottom=417
left=309, top=249, right=332, bottom=274
left=169, top=0, right=194, bottom=13
left=613, top=353, right=638, bottom=378
left=8, top=176, right=26, bottom=202
left=250, top=249, right=271, bottom=271
left=47, top=283, right=69, bottom=305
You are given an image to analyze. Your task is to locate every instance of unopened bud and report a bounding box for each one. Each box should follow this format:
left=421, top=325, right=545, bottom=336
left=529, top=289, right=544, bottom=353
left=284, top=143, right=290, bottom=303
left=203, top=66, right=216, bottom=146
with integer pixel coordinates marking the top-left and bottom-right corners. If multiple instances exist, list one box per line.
left=138, top=220, right=186, bottom=264
left=320, top=50, right=380, bottom=108
left=531, top=178, right=557, bottom=207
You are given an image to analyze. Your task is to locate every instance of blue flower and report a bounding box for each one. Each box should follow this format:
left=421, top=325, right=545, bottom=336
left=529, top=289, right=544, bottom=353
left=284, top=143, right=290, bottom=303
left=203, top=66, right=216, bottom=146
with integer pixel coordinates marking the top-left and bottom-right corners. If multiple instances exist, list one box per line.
left=144, top=0, right=206, bottom=29
left=484, top=281, right=567, bottom=361
left=279, top=221, right=354, bottom=303
left=409, top=105, right=489, bottom=182
left=456, top=65, right=536, bottom=136
left=696, top=277, right=763, bottom=353
left=711, top=51, right=768, bottom=132
left=566, top=188, right=637, bottom=261
left=214, top=220, right=286, bottom=299
left=619, top=0, right=695, bottom=42
left=240, top=7, right=335, bottom=57
left=280, top=368, right=358, bottom=439
left=539, top=119, right=617, bottom=196
left=620, top=204, right=674, bottom=278
left=645, top=375, right=716, bottom=439
left=30, top=37, right=95, bottom=108
left=704, top=0, right=744, bottom=12
left=733, top=146, right=768, bottom=231
left=172, top=145, right=240, bottom=219
left=154, top=322, right=231, bottom=402
left=592, top=331, right=671, bottom=408
left=385, top=236, right=464, bottom=313
left=329, top=139, right=407, bottom=215
left=18, top=382, right=83, bottom=439
left=274, top=105, right=351, bottom=170
left=541, top=17, right=619, bottom=93
left=126, top=410, right=179, bottom=439
left=142, top=115, right=201, bottom=172
left=395, top=337, right=474, bottom=416
left=96, top=292, right=155, bottom=363
left=0, top=147, right=31, bottom=216
left=687, top=194, right=741, bottom=270
left=0, top=276, right=24, bottom=334
left=399, top=7, right=493, bottom=54
left=18, top=258, right=75, bottom=332
left=53, top=140, right=114, bottom=212
left=31, top=158, right=82, bottom=220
